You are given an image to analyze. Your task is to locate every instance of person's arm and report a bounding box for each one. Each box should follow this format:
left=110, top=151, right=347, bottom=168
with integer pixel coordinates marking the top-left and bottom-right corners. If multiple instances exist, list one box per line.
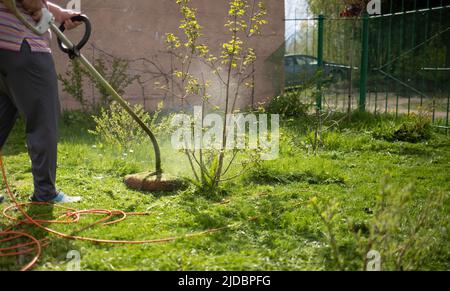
left=21, top=0, right=80, bottom=30
left=47, top=1, right=80, bottom=29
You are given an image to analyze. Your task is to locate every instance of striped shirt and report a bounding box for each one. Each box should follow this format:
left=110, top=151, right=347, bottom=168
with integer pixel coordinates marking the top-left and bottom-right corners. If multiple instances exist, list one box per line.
left=0, top=1, right=51, bottom=53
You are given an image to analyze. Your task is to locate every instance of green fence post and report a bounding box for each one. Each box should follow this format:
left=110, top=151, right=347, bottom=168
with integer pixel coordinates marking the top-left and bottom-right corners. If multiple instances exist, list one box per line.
left=359, top=13, right=370, bottom=112
left=447, top=71, right=449, bottom=135
left=316, top=14, right=324, bottom=110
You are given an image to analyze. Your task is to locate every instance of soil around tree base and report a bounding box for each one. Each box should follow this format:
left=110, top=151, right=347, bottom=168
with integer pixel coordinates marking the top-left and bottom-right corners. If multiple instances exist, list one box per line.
left=124, top=172, right=186, bottom=192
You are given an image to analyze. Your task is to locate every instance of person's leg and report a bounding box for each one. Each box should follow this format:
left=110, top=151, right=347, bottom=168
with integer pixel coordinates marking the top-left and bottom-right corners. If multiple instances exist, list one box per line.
left=0, top=54, right=19, bottom=204
left=0, top=42, right=60, bottom=202
left=0, top=76, right=19, bottom=150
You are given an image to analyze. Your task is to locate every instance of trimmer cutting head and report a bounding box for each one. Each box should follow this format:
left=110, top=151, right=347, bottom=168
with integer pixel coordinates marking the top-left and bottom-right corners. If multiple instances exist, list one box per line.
left=124, top=172, right=186, bottom=192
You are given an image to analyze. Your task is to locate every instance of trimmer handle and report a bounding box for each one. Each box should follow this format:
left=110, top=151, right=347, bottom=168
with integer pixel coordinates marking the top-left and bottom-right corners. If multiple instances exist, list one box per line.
left=34, top=7, right=54, bottom=34
left=57, top=15, right=92, bottom=58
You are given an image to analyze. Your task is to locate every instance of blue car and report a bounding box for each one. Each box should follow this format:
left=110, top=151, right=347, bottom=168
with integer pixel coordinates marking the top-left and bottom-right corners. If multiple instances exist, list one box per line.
left=285, top=54, right=352, bottom=87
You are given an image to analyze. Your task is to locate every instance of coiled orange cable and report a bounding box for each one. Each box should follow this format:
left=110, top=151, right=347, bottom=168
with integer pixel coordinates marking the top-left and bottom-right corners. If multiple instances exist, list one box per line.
left=0, top=153, right=230, bottom=271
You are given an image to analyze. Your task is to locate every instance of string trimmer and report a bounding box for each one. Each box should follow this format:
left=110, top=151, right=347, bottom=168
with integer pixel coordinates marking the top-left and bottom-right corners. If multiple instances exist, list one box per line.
left=3, top=0, right=184, bottom=192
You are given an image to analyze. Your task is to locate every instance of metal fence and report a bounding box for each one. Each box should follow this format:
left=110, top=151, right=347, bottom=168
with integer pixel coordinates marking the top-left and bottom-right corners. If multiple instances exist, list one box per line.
left=284, top=1, right=450, bottom=129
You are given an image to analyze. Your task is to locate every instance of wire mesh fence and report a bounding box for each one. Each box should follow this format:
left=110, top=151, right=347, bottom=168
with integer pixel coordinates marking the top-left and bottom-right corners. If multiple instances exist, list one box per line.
left=284, top=0, right=450, bottom=129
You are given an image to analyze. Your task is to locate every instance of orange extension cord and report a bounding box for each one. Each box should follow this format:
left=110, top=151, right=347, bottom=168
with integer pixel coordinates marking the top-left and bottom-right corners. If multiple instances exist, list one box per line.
left=0, top=153, right=230, bottom=271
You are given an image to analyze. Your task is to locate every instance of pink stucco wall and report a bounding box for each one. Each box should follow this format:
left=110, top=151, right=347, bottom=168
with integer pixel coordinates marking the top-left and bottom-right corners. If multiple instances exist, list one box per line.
left=49, top=0, right=285, bottom=110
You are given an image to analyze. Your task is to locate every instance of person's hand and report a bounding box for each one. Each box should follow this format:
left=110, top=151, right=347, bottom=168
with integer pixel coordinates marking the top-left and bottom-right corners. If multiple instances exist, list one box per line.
left=54, top=8, right=82, bottom=30
left=21, top=0, right=43, bottom=21
left=31, top=9, right=43, bottom=22
left=21, top=0, right=43, bottom=13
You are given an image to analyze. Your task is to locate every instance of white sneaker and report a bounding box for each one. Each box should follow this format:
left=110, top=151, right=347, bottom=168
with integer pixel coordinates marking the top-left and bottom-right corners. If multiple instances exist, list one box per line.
left=51, top=192, right=82, bottom=203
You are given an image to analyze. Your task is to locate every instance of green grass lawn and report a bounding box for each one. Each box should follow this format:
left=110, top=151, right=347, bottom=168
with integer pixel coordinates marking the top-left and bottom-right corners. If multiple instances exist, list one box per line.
left=1, top=112, right=449, bottom=271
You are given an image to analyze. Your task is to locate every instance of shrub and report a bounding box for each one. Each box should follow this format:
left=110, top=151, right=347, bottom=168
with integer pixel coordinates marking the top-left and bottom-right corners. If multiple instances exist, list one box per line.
left=89, top=57, right=139, bottom=110
left=355, top=176, right=448, bottom=271
left=61, top=110, right=93, bottom=128
left=310, top=176, right=448, bottom=271
left=392, top=114, right=432, bottom=143
left=267, top=90, right=313, bottom=117
left=89, top=101, right=170, bottom=151
left=58, top=55, right=139, bottom=113
left=58, top=59, right=87, bottom=110
left=373, top=113, right=432, bottom=143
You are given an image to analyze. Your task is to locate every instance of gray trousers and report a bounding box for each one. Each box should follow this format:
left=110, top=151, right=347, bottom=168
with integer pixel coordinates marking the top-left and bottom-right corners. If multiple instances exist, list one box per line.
left=0, top=41, right=60, bottom=201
